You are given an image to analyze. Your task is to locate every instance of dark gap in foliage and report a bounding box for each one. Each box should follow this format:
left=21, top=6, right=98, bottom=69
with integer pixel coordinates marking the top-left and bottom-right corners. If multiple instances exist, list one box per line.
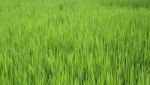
left=58, top=3, right=64, bottom=11
left=44, top=65, right=52, bottom=85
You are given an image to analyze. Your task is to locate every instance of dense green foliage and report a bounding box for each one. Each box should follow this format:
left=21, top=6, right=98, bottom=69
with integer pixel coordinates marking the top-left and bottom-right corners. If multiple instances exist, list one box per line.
left=0, top=0, right=150, bottom=85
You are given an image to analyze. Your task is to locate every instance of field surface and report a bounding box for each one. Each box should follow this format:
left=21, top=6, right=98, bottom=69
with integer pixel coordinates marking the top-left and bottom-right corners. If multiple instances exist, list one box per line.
left=0, top=0, right=150, bottom=85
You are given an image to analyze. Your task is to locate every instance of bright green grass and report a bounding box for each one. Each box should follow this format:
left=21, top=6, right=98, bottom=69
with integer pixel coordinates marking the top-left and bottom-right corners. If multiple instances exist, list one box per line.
left=0, top=0, right=150, bottom=85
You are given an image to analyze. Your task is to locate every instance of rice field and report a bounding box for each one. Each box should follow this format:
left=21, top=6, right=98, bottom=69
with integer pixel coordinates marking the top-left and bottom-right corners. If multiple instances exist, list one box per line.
left=0, top=0, right=150, bottom=85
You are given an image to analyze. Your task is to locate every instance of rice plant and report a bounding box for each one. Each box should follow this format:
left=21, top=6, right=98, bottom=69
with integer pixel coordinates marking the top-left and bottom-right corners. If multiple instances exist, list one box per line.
left=0, top=0, right=150, bottom=85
